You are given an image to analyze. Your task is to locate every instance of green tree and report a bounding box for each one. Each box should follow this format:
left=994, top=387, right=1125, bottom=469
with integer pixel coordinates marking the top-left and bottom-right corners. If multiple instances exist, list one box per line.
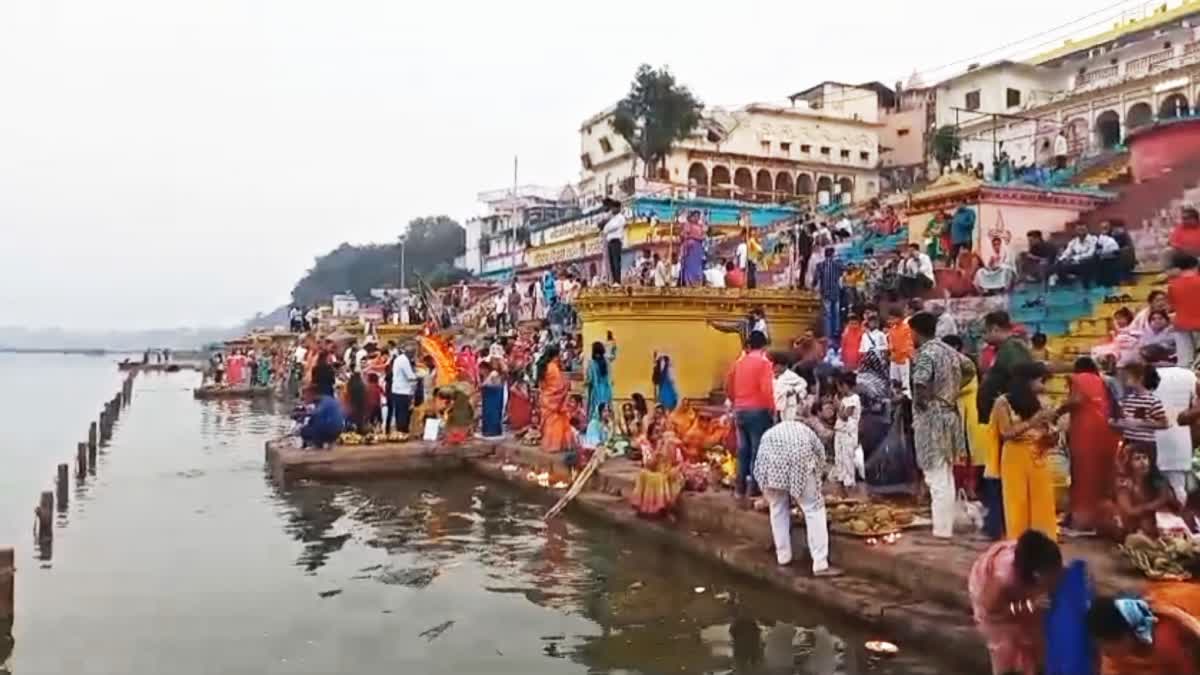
left=932, top=125, right=961, bottom=171
left=290, top=215, right=466, bottom=306
left=611, top=64, right=703, bottom=179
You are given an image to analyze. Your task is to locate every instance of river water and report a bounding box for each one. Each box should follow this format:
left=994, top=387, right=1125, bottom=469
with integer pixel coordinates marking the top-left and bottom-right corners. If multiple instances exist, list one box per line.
left=1, top=355, right=945, bottom=674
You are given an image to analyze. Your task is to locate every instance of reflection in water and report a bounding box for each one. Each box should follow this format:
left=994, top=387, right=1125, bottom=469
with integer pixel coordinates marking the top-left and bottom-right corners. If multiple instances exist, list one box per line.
left=10, top=367, right=943, bottom=675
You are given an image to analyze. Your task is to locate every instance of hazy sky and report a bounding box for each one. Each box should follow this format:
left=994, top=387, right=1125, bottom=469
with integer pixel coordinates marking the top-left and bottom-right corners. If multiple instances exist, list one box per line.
left=0, top=0, right=1144, bottom=330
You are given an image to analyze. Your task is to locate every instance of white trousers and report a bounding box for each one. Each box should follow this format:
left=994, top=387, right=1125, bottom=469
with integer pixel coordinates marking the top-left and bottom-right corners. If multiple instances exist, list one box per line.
left=765, top=487, right=829, bottom=573
left=889, top=361, right=911, bottom=398
left=924, top=462, right=956, bottom=539
left=1165, top=470, right=1189, bottom=506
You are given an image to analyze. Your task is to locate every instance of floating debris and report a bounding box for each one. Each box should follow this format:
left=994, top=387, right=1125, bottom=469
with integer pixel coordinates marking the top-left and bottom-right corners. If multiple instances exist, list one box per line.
left=317, top=589, right=342, bottom=598
left=865, top=640, right=899, bottom=655
left=418, top=620, right=455, bottom=642
left=694, top=586, right=706, bottom=594
left=628, top=581, right=644, bottom=590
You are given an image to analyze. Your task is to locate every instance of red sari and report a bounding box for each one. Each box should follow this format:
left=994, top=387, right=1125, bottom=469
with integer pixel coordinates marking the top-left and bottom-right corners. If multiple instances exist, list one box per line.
left=539, top=359, right=575, bottom=452
left=1067, top=372, right=1120, bottom=527
left=1101, top=583, right=1200, bottom=675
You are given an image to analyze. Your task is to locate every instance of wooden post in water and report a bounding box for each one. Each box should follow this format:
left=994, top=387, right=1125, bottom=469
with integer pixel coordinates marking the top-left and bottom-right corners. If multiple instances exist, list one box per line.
left=110, top=395, right=120, bottom=420
left=36, top=491, right=53, bottom=541
left=0, top=547, right=13, bottom=638
left=56, top=463, right=69, bottom=510
left=77, top=442, right=88, bottom=478
left=88, top=421, right=98, bottom=453
left=87, top=437, right=97, bottom=473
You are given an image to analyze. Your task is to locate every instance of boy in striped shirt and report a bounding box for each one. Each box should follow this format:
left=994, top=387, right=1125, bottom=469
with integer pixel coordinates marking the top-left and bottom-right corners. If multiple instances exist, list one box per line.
left=1112, top=363, right=1168, bottom=448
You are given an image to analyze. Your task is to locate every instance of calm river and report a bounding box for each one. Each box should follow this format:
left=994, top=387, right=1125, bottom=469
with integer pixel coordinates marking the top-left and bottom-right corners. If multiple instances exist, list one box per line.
left=1, top=355, right=944, bottom=674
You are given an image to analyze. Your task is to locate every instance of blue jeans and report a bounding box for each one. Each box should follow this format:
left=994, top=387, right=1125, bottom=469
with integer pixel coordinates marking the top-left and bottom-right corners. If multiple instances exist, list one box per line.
left=735, top=409, right=774, bottom=496
left=822, top=296, right=842, bottom=343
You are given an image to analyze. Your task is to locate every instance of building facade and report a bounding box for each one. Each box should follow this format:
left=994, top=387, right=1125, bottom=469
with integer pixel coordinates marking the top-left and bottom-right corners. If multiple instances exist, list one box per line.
left=579, top=85, right=882, bottom=206
left=456, top=185, right=579, bottom=279
left=943, top=1, right=1200, bottom=171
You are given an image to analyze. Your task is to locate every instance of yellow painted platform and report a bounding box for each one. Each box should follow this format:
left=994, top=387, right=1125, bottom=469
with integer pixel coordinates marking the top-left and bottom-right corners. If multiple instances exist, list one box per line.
left=575, top=286, right=820, bottom=402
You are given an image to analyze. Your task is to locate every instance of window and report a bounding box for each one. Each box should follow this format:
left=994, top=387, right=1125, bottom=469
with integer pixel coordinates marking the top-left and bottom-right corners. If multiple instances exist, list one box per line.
left=820, top=146, right=831, bottom=155
left=800, top=144, right=812, bottom=153
left=780, top=142, right=791, bottom=153
left=760, top=140, right=771, bottom=152
left=897, top=128, right=910, bottom=137
left=1164, top=41, right=1172, bottom=49
left=840, top=149, right=850, bottom=159
left=580, top=153, right=593, bottom=170
left=860, top=151, right=870, bottom=161
left=1006, top=88, right=1021, bottom=108
left=599, top=137, right=613, bottom=153
left=965, top=89, right=981, bottom=111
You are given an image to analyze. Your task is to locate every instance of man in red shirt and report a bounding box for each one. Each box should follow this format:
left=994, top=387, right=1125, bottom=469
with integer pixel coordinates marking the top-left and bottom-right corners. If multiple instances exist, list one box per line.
left=1168, top=252, right=1200, bottom=366
left=1169, top=207, right=1200, bottom=258
left=725, top=330, right=775, bottom=500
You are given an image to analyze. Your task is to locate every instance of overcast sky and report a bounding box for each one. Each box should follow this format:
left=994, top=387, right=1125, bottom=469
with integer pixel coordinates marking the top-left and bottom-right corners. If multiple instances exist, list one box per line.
left=0, top=0, right=1145, bottom=330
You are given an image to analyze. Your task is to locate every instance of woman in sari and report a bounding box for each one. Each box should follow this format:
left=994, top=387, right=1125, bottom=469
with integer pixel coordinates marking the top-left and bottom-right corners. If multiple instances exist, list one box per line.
left=435, top=385, right=475, bottom=445
left=456, top=346, right=480, bottom=387
left=1136, top=310, right=1178, bottom=364
left=968, top=530, right=1063, bottom=675
left=583, top=402, right=613, bottom=449
left=974, top=236, right=1016, bottom=295
left=1089, top=585, right=1200, bottom=674
left=584, top=341, right=614, bottom=421
left=629, top=419, right=685, bottom=517
left=678, top=209, right=706, bottom=286
left=993, top=361, right=1061, bottom=541
left=226, top=349, right=246, bottom=386
left=537, top=344, right=575, bottom=453
left=1063, top=357, right=1120, bottom=529
left=1097, top=442, right=1184, bottom=540
left=651, top=353, right=679, bottom=412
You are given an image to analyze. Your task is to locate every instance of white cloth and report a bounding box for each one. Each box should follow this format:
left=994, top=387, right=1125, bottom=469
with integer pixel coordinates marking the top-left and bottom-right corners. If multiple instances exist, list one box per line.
left=705, top=266, right=726, bottom=288
left=924, top=462, right=956, bottom=538
left=653, top=261, right=669, bottom=287
left=765, top=487, right=829, bottom=572
left=1096, top=234, right=1120, bottom=255
left=935, top=312, right=958, bottom=338
left=753, top=318, right=769, bottom=341
left=1154, top=366, right=1197, bottom=472
left=602, top=213, right=627, bottom=243
left=774, top=370, right=808, bottom=421
left=859, top=330, right=888, bottom=356
left=293, top=345, right=307, bottom=362
left=832, top=394, right=860, bottom=487
left=915, top=253, right=934, bottom=281
left=736, top=242, right=749, bottom=269
left=390, top=353, right=417, bottom=395
left=1059, top=235, right=1098, bottom=263
left=890, top=361, right=911, bottom=398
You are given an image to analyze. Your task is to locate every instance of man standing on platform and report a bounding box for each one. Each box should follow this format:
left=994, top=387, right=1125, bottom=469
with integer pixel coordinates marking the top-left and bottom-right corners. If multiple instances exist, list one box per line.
left=600, top=198, right=626, bottom=285
left=814, top=246, right=845, bottom=342
left=726, top=330, right=776, bottom=504
left=389, top=343, right=417, bottom=434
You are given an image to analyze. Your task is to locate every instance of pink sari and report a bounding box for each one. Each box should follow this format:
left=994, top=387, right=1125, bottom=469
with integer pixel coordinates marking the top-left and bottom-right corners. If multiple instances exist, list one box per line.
left=968, top=540, right=1042, bottom=675
left=226, top=355, right=245, bottom=386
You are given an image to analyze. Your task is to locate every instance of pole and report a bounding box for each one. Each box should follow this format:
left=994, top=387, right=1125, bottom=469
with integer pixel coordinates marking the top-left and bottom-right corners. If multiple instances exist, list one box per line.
left=88, top=422, right=97, bottom=453
left=57, top=463, right=69, bottom=510
left=0, top=546, right=13, bottom=638
left=77, top=442, right=89, bottom=478
left=36, top=491, right=53, bottom=541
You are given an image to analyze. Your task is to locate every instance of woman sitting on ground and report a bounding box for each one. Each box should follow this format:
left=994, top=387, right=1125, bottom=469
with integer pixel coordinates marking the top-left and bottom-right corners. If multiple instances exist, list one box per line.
left=974, top=236, right=1016, bottom=296
left=1089, top=584, right=1200, bottom=675
left=968, top=530, right=1064, bottom=675
left=628, top=417, right=684, bottom=518
left=1098, top=443, right=1183, bottom=541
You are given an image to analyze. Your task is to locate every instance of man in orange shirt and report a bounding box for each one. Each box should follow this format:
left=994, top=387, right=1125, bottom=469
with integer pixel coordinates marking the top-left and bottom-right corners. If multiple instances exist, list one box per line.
left=1168, top=253, right=1200, bottom=366
left=725, top=330, right=775, bottom=500
left=887, top=308, right=913, bottom=398
left=1169, top=207, right=1200, bottom=258
left=840, top=312, right=864, bottom=370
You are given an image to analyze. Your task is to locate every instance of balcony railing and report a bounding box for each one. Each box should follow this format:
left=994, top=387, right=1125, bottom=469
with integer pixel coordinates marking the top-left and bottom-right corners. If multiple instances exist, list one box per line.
left=1076, top=65, right=1119, bottom=90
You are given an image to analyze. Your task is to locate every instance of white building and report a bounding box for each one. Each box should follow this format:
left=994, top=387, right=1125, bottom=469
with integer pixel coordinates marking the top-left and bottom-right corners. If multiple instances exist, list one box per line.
left=579, top=82, right=883, bottom=206
left=943, top=1, right=1200, bottom=170
left=456, top=185, right=578, bottom=278
left=331, top=294, right=360, bottom=318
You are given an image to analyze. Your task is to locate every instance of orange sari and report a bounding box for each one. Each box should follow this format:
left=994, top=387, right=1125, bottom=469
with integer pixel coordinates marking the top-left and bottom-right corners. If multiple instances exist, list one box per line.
left=539, top=358, right=574, bottom=453
left=1101, top=583, right=1200, bottom=675
left=1067, top=372, right=1120, bottom=527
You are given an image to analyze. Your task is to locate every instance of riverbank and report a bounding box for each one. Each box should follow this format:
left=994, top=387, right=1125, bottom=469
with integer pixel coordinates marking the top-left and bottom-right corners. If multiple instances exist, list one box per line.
left=269, top=437, right=1152, bottom=672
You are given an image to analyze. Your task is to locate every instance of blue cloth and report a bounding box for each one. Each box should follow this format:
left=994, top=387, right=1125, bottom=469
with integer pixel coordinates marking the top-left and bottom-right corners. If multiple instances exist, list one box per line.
left=542, top=272, right=557, bottom=303
left=950, top=206, right=976, bottom=247
left=981, top=477, right=1005, bottom=540
left=302, top=395, right=345, bottom=439
left=1115, top=597, right=1156, bottom=645
left=586, top=358, right=613, bottom=421
left=822, top=296, right=842, bottom=343
left=656, top=374, right=679, bottom=412
left=480, top=384, right=504, bottom=437
left=735, top=408, right=773, bottom=496
left=583, top=418, right=610, bottom=447
left=1045, top=560, right=1094, bottom=675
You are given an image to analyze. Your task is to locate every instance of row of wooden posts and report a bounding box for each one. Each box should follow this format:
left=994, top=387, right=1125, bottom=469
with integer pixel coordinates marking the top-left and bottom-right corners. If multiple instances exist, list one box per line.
left=0, top=372, right=136, bottom=643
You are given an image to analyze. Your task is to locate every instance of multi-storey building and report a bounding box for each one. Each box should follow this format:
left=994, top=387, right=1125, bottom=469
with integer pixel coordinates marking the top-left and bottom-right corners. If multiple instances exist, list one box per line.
left=942, top=0, right=1200, bottom=171
left=578, top=82, right=882, bottom=207
left=457, top=185, right=578, bottom=279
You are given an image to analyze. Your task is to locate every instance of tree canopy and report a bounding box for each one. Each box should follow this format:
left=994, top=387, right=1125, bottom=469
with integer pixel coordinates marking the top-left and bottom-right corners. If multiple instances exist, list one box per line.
left=290, top=215, right=466, bottom=306
left=932, top=125, right=961, bottom=171
left=611, top=64, right=703, bottom=179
